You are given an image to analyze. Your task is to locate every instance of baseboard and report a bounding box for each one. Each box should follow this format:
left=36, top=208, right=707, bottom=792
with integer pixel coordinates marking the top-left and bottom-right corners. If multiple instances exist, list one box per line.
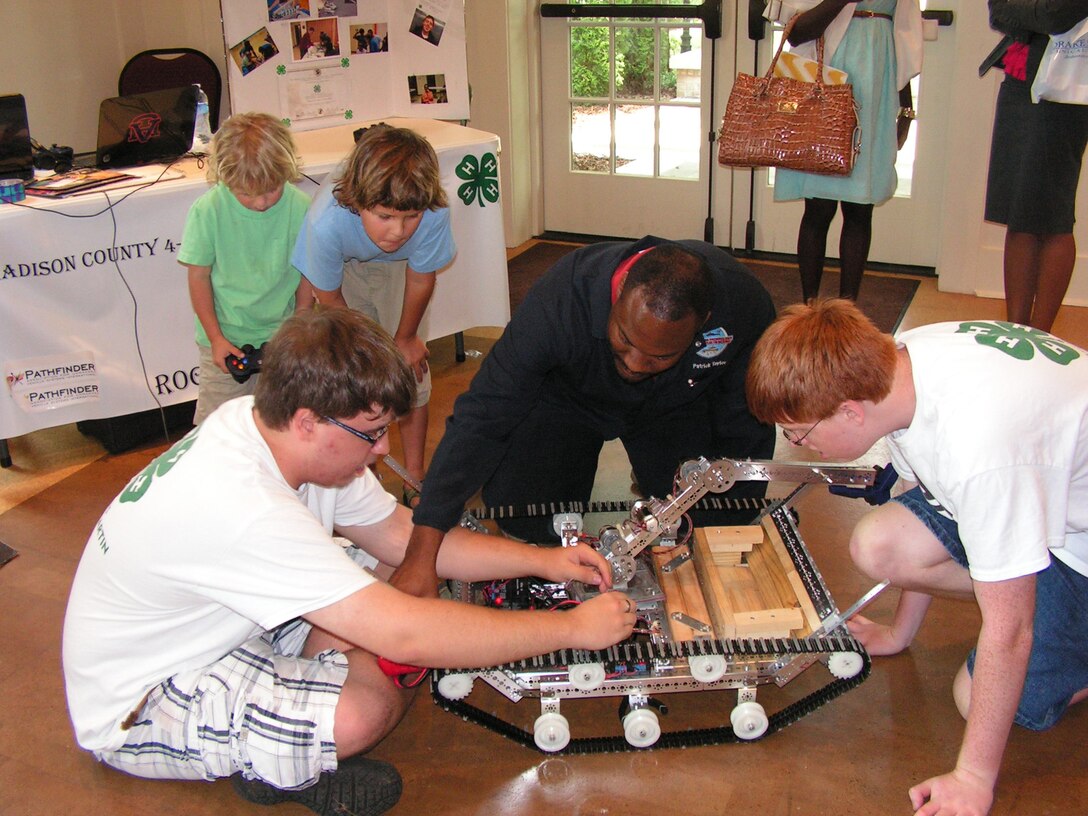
left=536, top=232, right=936, bottom=279
left=730, top=248, right=936, bottom=278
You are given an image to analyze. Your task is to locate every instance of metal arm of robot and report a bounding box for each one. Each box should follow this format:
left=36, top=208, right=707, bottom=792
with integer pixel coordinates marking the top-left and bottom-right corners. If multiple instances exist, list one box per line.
left=596, top=458, right=879, bottom=583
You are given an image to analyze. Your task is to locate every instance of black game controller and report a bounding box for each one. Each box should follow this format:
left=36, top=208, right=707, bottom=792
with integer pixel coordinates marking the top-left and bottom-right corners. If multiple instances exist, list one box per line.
left=226, top=344, right=265, bottom=383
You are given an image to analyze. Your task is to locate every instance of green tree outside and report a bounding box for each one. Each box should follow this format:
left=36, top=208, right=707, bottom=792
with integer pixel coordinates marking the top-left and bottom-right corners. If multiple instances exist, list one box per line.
left=568, top=1, right=697, bottom=99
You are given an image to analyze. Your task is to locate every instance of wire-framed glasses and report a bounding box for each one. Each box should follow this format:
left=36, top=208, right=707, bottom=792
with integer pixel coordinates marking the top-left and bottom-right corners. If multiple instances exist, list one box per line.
left=321, top=414, right=389, bottom=446
left=781, top=418, right=824, bottom=447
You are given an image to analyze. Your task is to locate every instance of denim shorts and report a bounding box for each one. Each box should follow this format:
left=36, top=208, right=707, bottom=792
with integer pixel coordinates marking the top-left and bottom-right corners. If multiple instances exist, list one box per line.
left=894, top=486, right=1088, bottom=730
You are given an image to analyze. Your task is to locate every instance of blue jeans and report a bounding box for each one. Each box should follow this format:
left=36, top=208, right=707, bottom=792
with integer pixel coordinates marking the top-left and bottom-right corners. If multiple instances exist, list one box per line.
left=894, top=486, right=1088, bottom=730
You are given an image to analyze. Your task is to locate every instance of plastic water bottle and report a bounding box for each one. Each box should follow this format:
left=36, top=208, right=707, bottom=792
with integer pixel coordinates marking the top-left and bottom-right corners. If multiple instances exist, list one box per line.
left=190, top=84, right=213, bottom=155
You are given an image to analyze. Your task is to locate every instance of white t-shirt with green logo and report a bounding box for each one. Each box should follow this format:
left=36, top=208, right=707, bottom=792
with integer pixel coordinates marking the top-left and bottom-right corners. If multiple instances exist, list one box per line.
left=889, top=321, right=1088, bottom=582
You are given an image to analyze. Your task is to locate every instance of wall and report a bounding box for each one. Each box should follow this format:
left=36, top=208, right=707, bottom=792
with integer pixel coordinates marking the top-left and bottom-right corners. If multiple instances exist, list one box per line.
left=464, top=0, right=541, bottom=246
left=2, top=0, right=228, bottom=155
left=2, top=0, right=534, bottom=243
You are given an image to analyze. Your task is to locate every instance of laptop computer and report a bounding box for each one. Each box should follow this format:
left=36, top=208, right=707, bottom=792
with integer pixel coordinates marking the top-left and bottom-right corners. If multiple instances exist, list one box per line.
left=95, top=85, right=198, bottom=169
left=0, top=93, right=35, bottom=182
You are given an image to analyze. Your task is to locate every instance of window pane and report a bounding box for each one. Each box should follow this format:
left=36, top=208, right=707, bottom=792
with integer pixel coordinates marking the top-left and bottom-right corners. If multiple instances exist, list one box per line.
left=664, top=26, right=700, bottom=101
left=615, top=104, right=654, bottom=176
left=659, top=105, right=700, bottom=180
left=571, top=102, right=611, bottom=173
left=615, top=27, right=655, bottom=101
left=566, top=16, right=703, bottom=181
left=570, top=27, right=610, bottom=98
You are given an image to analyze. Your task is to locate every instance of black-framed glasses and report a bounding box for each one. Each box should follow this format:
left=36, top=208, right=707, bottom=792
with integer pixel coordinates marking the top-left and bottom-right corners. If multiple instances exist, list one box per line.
left=782, top=418, right=824, bottom=447
left=321, top=414, right=389, bottom=446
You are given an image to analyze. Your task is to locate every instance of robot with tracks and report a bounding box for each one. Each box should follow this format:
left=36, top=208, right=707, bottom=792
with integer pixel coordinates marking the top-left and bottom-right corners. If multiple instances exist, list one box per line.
left=432, top=457, right=887, bottom=753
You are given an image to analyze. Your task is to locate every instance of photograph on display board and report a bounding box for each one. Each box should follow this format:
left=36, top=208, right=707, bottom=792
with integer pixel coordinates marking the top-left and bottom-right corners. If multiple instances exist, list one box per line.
left=222, top=0, right=470, bottom=121
left=268, top=0, right=311, bottom=22
left=408, top=7, right=444, bottom=46
left=231, top=28, right=280, bottom=76
left=291, top=19, right=340, bottom=60
left=318, top=0, right=357, bottom=17
left=351, top=24, right=388, bottom=55
left=408, top=74, right=447, bottom=105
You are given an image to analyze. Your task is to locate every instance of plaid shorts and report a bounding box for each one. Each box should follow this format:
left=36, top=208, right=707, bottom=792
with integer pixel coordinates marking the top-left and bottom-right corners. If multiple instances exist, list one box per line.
left=95, top=617, right=346, bottom=788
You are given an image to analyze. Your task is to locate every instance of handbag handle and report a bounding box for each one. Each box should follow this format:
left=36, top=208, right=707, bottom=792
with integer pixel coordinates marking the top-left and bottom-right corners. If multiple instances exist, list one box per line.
left=766, top=15, right=828, bottom=86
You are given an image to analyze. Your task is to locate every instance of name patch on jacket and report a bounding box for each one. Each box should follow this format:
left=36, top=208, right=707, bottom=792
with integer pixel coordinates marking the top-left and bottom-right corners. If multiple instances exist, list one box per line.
left=696, top=327, right=733, bottom=359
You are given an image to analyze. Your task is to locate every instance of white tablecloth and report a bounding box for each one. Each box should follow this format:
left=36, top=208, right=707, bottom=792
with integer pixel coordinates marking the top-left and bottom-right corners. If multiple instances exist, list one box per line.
left=0, top=118, right=508, bottom=440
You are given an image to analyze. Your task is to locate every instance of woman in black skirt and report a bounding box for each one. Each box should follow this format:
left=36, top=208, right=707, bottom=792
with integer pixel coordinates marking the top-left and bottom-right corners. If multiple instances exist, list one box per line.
left=986, top=1, right=1088, bottom=332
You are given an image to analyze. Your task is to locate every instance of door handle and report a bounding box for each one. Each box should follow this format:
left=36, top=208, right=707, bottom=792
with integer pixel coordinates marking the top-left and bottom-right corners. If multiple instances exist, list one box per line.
left=921, top=10, right=954, bottom=27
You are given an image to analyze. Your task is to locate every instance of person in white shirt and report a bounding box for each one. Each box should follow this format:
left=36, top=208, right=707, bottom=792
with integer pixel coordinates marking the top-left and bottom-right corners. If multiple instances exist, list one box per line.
left=62, top=308, right=634, bottom=816
left=745, top=298, right=1088, bottom=816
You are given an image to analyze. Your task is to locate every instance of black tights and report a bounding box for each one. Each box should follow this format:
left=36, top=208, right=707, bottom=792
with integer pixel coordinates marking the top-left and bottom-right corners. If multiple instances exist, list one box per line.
left=797, top=197, right=875, bottom=302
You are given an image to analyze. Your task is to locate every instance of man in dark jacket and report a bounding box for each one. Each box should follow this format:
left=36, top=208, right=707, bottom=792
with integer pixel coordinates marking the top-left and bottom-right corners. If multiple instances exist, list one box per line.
left=397, top=236, right=776, bottom=596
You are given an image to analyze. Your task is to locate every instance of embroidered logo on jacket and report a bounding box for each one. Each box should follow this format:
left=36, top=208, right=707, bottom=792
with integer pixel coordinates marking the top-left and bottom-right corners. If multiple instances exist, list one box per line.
left=696, top=327, right=733, bottom=359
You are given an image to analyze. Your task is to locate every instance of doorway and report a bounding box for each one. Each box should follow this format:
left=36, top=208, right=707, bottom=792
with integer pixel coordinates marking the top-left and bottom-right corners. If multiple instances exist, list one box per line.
left=540, top=4, right=726, bottom=240
left=741, top=5, right=954, bottom=269
left=539, top=2, right=953, bottom=271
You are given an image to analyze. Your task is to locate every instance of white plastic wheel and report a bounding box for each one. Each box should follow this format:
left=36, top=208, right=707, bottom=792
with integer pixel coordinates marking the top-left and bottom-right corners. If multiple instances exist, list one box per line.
left=622, top=708, right=661, bottom=749
left=689, top=654, right=728, bottom=683
left=569, top=662, right=607, bottom=691
left=730, top=700, right=769, bottom=740
left=827, top=651, right=865, bottom=680
left=436, top=672, right=474, bottom=700
left=533, top=711, right=571, bottom=752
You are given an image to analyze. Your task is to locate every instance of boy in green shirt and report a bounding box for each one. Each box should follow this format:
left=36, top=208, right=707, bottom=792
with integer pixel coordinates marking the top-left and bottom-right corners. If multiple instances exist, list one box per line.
left=180, top=112, right=314, bottom=424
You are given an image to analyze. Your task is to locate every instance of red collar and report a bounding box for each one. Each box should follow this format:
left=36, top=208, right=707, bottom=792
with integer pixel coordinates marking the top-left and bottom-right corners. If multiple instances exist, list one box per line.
left=611, top=247, right=655, bottom=304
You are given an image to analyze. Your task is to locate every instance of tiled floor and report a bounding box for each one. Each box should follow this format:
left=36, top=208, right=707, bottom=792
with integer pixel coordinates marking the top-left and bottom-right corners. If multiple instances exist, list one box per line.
left=1, top=246, right=1086, bottom=816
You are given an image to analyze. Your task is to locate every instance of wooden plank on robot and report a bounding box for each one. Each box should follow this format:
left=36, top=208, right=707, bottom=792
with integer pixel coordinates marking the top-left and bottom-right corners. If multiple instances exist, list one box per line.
left=651, top=548, right=722, bottom=640
left=703, top=525, right=762, bottom=566
left=691, top=528, right=744, bottom=637
left=733, top=607, right=805, bottom=638
left=786, top=571, right=823, bottom=635
left=763, top=517, right=823, bottom=635
left=747, top=528, right=802, bottom=613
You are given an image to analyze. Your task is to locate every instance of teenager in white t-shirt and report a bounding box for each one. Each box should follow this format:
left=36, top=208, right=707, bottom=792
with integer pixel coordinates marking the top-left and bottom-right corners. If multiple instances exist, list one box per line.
left=62, top=308, right=635, bottom=816
left=746, top=299, right=1088, bottom=816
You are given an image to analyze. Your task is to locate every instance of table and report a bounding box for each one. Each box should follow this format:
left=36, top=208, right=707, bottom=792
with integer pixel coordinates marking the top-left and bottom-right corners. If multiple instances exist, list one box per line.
left=0, top=118, right=509, bottom=466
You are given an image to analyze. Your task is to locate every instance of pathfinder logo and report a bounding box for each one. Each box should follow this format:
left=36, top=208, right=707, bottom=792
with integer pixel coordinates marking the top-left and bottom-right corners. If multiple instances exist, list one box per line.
left=6, top=352, right=100, bottom=412
left=127, top=112, right=162, bottom=144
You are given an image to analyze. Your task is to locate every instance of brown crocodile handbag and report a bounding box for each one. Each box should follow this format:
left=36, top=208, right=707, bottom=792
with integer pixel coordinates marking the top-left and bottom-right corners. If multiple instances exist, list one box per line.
left=717, top=19, right=860, bottom=176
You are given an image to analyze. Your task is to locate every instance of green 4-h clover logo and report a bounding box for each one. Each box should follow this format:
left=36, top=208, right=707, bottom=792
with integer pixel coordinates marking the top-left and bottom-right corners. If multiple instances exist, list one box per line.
left=456, top=152, right=499, bottom=207
left=313, top=84, right=322, bottom=93
left=341, top=57, right=350, bottom=68
left=956, top=321, right=1081, bottom=365
left=344, top=110, right=354, bottom=120
left=276, top=64, right=286, bottom=75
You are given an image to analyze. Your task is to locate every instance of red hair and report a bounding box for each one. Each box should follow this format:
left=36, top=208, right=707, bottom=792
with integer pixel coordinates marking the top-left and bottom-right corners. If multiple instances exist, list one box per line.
left=746, top=299, right=897, bottom=423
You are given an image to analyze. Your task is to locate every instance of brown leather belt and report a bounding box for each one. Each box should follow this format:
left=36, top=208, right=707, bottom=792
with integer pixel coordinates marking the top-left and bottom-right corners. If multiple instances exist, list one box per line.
left=853, top=10, right=893, bottom=20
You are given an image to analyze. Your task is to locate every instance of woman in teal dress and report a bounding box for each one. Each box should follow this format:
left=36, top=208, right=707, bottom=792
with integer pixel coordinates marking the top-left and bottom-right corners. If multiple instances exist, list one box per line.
left=774, top=0, right=920, bottom=301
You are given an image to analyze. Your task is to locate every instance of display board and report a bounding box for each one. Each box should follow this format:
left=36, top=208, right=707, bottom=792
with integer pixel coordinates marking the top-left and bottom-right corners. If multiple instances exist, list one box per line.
left=221, top=0, right=468, bottom=129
